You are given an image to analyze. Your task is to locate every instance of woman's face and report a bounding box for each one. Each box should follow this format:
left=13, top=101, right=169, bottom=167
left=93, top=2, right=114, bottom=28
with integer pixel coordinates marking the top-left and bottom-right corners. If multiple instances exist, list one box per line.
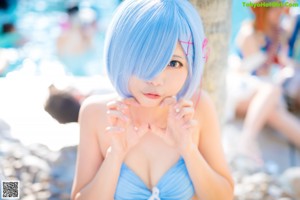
left=128, top=42, right=188, bottom=107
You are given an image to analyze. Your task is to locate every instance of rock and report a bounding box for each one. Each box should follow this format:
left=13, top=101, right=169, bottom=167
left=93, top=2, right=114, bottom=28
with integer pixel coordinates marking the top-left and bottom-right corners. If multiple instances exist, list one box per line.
left=31, top=182, right=48, bottom=192
left=36, top=191, right=51, bottom=200
left=13, top=160, right=23, bottom=170
left=0, top=125, right=75, bottom=199
left=49, top=145, right=77, bottom=196
left=242, top=172, right=273, bottom=185
left=233, top=170, right=296, bottom=200
left=268, top=185, right=285, bottom=198
left=229, top=155, right=263, bottom=175
left=0, top=118, right=10, bottom=131
left=35, top=171, right=51, bottom=183
left=279, top=167, right=300, bottom=199
left=22, top=155, right=50, bottom=173
left=3, top=168, right=16, bottom=178
left=20, top=172, right=33, bottom=183
left=22, top=186, right=33, bottom=196
left=59, top=192, right=71, bottom=200
left=22, top=194, right=36, bottom=200
left=27, top=143, right=58, bottom=163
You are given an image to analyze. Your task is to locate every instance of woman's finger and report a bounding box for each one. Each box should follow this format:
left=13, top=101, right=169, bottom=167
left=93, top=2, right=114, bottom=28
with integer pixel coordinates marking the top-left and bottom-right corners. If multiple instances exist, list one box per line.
left=182, top=119, right=198, bottom=130
left=123, top=97, right=141, bottom=107
left=133, top=123, right=149, bottom=138
left=175, top=107, right=194, bottom=120
left=160, top=96, right=177, bottom=107
left=171, top=99, right=193, bottom=117
left=150, top=124, right=167, bottom=139
left=107, top=109, right=130, bottom=126
left=105, top=126, right=125, bottom=134
left=106, top=100, right=128, bottom=111
left=174, top=99, right=193, bottom=110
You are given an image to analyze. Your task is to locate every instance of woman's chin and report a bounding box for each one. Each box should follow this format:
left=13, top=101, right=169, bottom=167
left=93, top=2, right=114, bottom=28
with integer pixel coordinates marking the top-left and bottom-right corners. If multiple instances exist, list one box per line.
left=137, top=98, right=162, bottom=107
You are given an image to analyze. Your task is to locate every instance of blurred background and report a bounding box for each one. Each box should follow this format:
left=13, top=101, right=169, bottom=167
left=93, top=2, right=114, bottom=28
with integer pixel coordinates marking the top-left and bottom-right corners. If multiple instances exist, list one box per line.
left=0, top=0, right=300, bottom=199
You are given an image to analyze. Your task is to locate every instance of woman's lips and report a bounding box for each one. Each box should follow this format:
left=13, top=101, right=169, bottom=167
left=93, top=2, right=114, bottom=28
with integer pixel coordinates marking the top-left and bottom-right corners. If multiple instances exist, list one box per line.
left=143, top=93, right=161, bottom=99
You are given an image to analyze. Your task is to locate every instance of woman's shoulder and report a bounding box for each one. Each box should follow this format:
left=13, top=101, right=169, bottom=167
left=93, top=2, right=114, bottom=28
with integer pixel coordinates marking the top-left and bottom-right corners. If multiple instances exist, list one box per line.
left=195, top=89, right=213, bottom=107
left=79, top=93, right=118, bottom=123
left=192, top=89, right=219, bottom=134
left=192, top=89, right=215, bottom=114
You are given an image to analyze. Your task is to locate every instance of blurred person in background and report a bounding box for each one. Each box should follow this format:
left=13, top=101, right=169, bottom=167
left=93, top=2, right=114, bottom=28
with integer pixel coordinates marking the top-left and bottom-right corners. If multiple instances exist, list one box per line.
left=44, top=78, right=115, bottom=124
left=0, top=22, right=25, bottom=48
left=0, top=0, right=27, bottom=76
left=284, top=7, right=300, bottom=66
left=281, top=7, right=300, bottom=114
left=227, top=0, right=300, bottom=165
left=55, top=4, right=103, bottom=76
left=0, top=0, right=23, bottom=48
left=0, top=22, right=26, bottom=76
left=44, top=84, right=82, bottom=124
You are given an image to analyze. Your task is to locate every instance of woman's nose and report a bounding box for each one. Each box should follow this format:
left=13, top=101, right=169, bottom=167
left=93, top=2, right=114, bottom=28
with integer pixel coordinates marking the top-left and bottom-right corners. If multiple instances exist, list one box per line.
left=146, top=73, right=164, bottom=86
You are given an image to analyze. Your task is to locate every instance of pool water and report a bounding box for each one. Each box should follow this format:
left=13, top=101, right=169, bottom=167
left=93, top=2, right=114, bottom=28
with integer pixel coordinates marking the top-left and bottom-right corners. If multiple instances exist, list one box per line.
left=1, top=0, right=299, bottom=77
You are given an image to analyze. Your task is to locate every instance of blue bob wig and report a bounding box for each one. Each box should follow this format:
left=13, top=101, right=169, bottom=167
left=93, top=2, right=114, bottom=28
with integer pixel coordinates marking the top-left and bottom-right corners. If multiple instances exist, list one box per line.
left=104, top=0, right=206, bottom=99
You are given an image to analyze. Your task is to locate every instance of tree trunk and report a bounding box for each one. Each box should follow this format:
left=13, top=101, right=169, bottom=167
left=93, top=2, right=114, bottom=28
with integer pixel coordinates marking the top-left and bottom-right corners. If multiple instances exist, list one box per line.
left=190, top=0, right=232, bottom=124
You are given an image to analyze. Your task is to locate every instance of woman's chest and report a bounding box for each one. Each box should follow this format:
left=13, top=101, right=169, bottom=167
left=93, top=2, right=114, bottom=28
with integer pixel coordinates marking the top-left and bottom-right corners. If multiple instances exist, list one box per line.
left=114, top=134, right=196, bottom=199
left=99, top=123, right=201, bottom=186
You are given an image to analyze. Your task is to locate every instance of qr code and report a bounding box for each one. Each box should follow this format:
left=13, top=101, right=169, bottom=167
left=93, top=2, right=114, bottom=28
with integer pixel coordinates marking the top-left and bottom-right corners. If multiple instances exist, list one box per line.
left=1, top=181, right=20, bottom=199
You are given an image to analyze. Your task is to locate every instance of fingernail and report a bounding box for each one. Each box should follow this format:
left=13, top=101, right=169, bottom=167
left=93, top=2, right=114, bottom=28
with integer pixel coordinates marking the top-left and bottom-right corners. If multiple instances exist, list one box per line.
left=125, top=116, right=130, bottom=122
left=171, top=96, right=177, bottom=103
left=121, top=104, right=128, bottom=109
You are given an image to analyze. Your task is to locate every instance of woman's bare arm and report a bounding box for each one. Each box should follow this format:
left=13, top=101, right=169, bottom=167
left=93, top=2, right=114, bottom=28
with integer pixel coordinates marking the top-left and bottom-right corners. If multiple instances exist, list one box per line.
left=71, top=96, right=124, bottom=200
left=182, top=91, right=234, bottom=200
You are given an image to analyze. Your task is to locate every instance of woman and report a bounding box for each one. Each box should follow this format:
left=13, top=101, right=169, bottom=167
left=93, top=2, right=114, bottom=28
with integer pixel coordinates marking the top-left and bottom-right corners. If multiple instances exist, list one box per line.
left=71, top=0, right=234, bottom=199
left=231, top=0, right=300, bottom=164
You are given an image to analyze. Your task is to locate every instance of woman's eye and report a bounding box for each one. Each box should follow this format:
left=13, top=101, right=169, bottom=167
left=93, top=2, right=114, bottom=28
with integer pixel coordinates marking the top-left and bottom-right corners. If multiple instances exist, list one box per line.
left=168, top=60, right=183, bottom=68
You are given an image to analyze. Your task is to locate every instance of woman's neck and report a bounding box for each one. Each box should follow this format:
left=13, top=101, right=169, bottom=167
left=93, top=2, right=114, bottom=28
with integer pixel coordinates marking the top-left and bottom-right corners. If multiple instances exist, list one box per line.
left=129, top=105, right=170, bottom=128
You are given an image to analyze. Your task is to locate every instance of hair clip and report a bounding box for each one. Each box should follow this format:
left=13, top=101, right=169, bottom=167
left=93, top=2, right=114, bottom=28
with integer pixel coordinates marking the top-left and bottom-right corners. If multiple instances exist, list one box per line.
left=179, top=35, right=193, bottom=56
left=202, top=38, right=210, bottom=63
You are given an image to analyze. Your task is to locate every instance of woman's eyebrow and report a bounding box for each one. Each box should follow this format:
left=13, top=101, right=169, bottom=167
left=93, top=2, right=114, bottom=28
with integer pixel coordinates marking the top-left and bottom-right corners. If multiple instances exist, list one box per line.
left=172, top=55, right=185, bottom=59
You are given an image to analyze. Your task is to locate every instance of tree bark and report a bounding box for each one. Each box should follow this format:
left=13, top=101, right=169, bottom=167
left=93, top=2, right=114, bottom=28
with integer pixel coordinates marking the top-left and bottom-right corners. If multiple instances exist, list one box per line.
left=190, top=0, right=232, bottom=124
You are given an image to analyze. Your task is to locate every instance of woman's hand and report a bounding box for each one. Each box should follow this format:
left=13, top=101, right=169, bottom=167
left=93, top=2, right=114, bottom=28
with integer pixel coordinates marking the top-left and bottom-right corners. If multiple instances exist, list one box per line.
left=150, top=97, right=198, bottom=155
left=106, top=98, right=148, bottom=158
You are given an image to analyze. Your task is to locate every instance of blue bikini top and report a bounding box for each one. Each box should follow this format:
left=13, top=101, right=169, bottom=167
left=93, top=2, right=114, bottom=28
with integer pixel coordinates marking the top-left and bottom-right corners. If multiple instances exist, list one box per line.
left=114, top=157, right=195, bottom=200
